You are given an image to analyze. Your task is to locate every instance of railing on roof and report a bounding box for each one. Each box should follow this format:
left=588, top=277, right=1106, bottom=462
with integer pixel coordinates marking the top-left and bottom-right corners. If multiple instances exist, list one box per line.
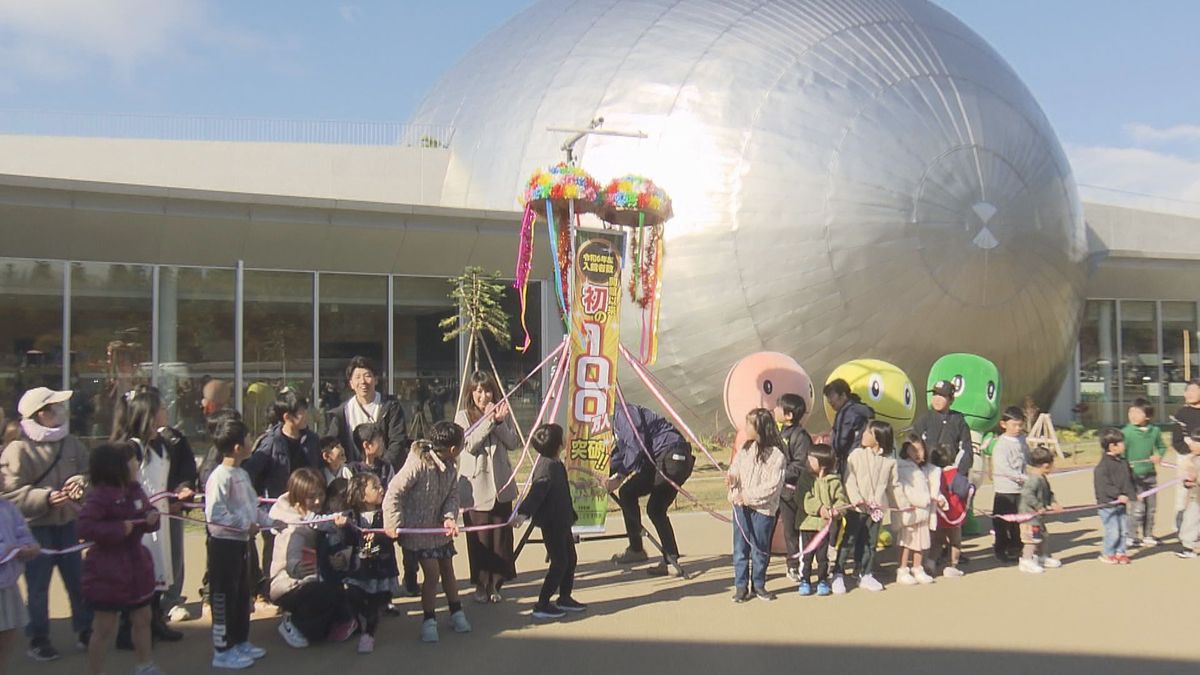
left=0, top=109, right=453, bottom=148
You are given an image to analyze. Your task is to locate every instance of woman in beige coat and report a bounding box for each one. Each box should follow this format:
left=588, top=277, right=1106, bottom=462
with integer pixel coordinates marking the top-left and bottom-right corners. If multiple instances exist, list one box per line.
left=454, top=372, right=519, bottom=604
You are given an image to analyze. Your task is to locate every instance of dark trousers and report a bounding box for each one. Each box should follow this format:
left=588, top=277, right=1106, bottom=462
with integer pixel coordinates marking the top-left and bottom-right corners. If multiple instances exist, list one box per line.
left=25, top=522, right=92, bottom=641
left=778, top=493, right=801, bottom=569
left=834, top=512, right=880, bottom=576
left=799, top=529, right=829, bottom=583
left=538, top=526, right=577, bottom=606
left=275, top=581, right=352, bottom=642
left=993, top=493, right=1021, bottom=555
left=401, top=547, right=419, bottom=593
left=208, top=538, right=252, bottom=652
left=257, top=531, right=274, bottom=597
left=162, top=518, right=187, bottom=609
left=618, top=465, right=680, bottom=559
left=346, top=586, right=390, bottom=637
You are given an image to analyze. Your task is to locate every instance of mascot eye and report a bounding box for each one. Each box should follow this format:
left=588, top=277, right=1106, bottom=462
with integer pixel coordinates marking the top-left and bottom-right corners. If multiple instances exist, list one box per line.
left=987, top=380, right=997, bottom=401
left=762, top=379, right=773, bottom=395
left=952, top=375, right=964, bottom=395
left=903, top=384, right=913, bottom=408
left=867, top=374, right=884, bottom=401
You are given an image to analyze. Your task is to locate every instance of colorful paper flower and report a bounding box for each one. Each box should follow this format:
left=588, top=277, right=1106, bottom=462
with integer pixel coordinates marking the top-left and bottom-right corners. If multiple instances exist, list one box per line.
left=598, top=174, right=673, bottom=227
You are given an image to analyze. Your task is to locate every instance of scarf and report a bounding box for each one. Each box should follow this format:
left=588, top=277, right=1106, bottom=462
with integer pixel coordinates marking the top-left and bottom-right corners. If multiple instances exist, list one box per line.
left=20, top=418, right=68, bottom=443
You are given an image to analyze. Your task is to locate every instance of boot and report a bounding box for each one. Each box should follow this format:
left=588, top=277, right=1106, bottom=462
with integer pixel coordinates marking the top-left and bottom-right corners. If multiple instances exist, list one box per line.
left=150, top=594, right=184, bottom=642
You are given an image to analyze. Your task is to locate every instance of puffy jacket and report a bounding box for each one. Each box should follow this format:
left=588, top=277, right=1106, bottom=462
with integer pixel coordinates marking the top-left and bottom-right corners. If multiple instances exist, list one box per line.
left=611, top=403, right=686, bottom=476
left=243, top=424, right=320, bottom=498
left=78, top=483, right=158, bottom=607
left=0, top=432, right=89, bottom=527
left=267, top=495, right=321, bottom=601
left=831, top=396, right=874, bottom=469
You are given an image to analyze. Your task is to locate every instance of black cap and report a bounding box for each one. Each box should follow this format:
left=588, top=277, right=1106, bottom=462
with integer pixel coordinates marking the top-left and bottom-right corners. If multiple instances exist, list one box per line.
left=929, top=380, right=956, bottom=399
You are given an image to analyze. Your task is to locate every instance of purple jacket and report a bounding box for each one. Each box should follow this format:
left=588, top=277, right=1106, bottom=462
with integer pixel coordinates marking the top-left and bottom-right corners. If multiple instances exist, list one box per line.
left=0, top=498, right=35, bottom=588
left=78, top=484, right=158, bottom=607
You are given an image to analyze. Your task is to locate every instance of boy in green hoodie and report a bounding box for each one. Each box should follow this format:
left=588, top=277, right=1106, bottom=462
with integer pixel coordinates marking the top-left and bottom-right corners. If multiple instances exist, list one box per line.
left=1121, top=398, right=1167, bottom=547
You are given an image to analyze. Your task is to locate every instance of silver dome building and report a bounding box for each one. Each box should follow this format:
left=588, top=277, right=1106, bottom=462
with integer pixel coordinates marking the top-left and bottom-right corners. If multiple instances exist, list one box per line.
left=411, top=0, right=1088, bottom=426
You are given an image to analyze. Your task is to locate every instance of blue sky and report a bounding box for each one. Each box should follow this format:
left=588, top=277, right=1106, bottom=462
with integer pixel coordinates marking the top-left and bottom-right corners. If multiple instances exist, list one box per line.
left=1, top=0, right=1198, bottom=209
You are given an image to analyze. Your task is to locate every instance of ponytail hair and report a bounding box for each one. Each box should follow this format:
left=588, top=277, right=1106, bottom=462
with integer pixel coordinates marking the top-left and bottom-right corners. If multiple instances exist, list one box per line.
left=110, top=384, right=163, bottom=447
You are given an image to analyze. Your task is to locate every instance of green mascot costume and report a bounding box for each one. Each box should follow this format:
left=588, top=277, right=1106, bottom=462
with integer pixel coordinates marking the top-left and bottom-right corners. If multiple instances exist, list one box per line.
left=926, top=354, right=1002, bottom=536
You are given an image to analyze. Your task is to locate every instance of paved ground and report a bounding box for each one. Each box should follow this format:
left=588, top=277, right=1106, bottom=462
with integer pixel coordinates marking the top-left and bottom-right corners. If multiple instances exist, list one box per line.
left=24, top=464, right=1200, bottom=674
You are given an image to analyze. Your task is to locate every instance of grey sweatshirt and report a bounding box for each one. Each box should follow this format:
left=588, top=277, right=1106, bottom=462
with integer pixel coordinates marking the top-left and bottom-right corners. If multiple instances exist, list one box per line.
left=991, top=435, right=1029, bottom=495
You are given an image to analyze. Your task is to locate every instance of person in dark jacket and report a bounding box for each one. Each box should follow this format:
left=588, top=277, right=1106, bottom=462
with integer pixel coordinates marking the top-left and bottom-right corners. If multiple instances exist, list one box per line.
left=160, top=426, right=199, bottom=622
left=824, top=379, right=874, bottom=473
left=241, top=389, right=319, bottom=602
left=912, top=380, right=974, bottom=499
left=775, top=393, right=813, bottom=581
left=515, top=424, right=584, bottom=620
left=606, top=403, right=694, bottom=576
left=326, top=356, right=412, bottom=467
left=1094, top=428, right=1137, bottom=564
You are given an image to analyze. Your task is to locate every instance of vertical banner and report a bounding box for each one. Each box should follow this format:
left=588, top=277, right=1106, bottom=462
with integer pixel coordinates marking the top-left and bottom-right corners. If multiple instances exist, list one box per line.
left=565, top=228, right=625, bottom=533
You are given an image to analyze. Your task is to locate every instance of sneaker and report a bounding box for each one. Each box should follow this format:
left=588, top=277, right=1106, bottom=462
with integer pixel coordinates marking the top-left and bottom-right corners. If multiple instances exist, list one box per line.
left=26, top=639, right=60, bottom=662
left=234, top=642, right=267, bottom=660
left=557, top=597, right=588, bottom=613
left=1039, top=556, right=1063, bottom=569
left=1116, top=553, right=1132, bottom=565
left=913, top=568, right=935, bottom=585
left=212, top=649, right=255, bottom=670
left=942, top=566, right=964, bottom=578
left=797, top=581, right=813, bottom=597
left=134, top=663, right=165, bottom=675
left=420, top=618, right=439, bottom=642
left=786, top=568, right=801, bottom=583
left=357, top=634, right=375, bottom=654
left=167, top=605, right=194, bottom=622
left=1141, top=536, right=1159, bottom=547
left=1176, top=549, right=1198, bottom=559
left=1018, top=557, right=1044, bottom=574
left=816, top=581, right=832, bottom=596
left=994, top=551, right=1016, bottom=564
left=383, top=605, right=401, bottom=617
left=489, top=591, right=504, bottom=603
left=1097, top=554, right=1119, bottom=565
left=830, top=574, right=847, bottom=595
left=731, top=587, right=750, bottom=603
left=328, top=618, right=358, bottom=642
left=450, top=610, right=472, bottom=633
left=277, top=617, right=309, bottom=648
left=896, top=567, right=917, bottom=585
left=611, top=547, right=649, bottom=564
left=532, top=603, right=567, bottom=619
left=753, top=588, right=776, bottom=601
left=473, top=590, right=490, bottom=604
left=75, top=629, right=91, bottom=651
left=1125, top=537, right=1138, bottom=549
left=859, top=574, right=884, bottom=592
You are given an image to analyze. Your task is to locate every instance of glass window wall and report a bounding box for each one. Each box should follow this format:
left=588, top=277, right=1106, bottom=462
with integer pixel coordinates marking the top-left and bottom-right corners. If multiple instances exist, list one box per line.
left=0, top=260, right=63, bottom=420
left=244, top=271, right=315, bottom=437
left=318, top=274, right=388, bottom=433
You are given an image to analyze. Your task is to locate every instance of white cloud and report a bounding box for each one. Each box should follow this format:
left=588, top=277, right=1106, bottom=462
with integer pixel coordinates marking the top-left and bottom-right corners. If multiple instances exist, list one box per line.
left=0, top=0, right=287, bottom=85
left=1068, top=143, right=1200, bottom=217
left=1125, top=122, right=1200, bottom=145
left=339, top=4, right=361, bottom=23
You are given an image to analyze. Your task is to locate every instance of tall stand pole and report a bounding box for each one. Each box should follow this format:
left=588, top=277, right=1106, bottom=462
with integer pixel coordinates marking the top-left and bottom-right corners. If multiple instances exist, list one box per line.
left=479, top=336, right=528, bottom=446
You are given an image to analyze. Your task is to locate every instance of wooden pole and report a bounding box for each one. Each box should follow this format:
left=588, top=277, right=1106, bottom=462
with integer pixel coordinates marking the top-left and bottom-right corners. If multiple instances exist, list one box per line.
left=454, top=332, right=476, bottom=421
left=1185, top=330, right=1192, bottom=381
left=479, top=335, right=528, bottom=447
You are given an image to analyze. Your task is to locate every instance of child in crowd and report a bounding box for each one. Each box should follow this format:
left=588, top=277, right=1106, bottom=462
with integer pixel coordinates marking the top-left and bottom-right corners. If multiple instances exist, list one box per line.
left=1094, top=428, right=1137, bottom=565
left=1174, top=429, right=1200, bottom=559
left=775, top=393, right=814, bottom=582
left=205, top=415, right=277, bottom=670
left=835, top=420, right=902, bottom=593
left=795, top=444, right=847, bottom=597
left=78, top=442, right=161, bottom=675
left=991, top=406, right=1029, bottom=562
left=351, top=423, right=396, bottom=487
left=929, top=444, right=966, bottom=577
left=1017, top=446, right=1063, bottom=574
left=383, top=421, right=471, bottom=642
left=894, top=436, right=940, bottom=586
left=344, top=472, right=399, bottom=653
left=317, top=478, right=353, bottom=587
left=268, top=468, right=355, bottom=649
left=0, top=490, right=38, bottom=673
left=1121, top=398, right=1167, bottom=547
left=514, top=423, right=585, bottom=619
left=727, top=408, right=786, bottom=603
left=320, top=437, right=354, bottom=485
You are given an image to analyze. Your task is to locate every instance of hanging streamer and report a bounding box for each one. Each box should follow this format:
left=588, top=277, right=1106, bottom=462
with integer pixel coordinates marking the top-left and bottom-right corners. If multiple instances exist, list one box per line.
left=639, top=224, right=665, bottom=364
left=545, top=200, right=570, bottom=323
left=513, top=204, right=536, bottom=352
